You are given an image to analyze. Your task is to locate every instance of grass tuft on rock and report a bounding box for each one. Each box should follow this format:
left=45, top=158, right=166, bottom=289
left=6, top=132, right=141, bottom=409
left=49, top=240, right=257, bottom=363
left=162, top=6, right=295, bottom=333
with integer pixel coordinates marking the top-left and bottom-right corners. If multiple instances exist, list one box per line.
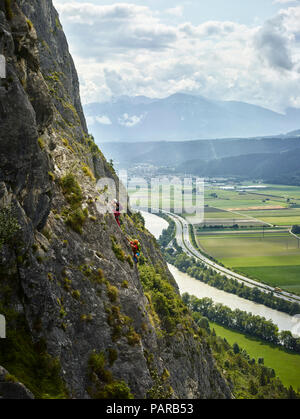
left=88, top=351, right=133, bottom=399
left=60, top=173, right=83, bottom=209
left=0, top=309, right=68, bottom=399
left=66, top=208, right=87, bottom=235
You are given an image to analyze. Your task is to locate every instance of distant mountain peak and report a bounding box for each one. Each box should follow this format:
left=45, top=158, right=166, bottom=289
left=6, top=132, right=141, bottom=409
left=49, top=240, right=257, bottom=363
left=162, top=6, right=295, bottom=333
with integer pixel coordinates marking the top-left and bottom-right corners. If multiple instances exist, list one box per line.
left=83, top=93, right=300, bottom=142
left=111, top=95, right=158, bottom=105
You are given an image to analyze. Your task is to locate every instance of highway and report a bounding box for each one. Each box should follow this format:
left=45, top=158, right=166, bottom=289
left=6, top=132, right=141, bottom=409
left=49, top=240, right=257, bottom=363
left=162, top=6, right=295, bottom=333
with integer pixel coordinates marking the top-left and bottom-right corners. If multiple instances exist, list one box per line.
left=165, top=211, right=300, bottom=305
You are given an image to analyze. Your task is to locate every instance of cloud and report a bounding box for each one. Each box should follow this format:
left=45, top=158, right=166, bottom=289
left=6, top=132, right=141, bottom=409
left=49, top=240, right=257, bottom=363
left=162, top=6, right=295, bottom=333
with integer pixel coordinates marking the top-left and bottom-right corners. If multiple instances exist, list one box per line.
left=254, top=18, right=294, bottom=70
left=255, top=6, right=300, bottom=72
left=54, top=1, right=300, bottom=112
left=165, top=6, right=184, bottom=17
left=86, top=115, right=112, bottom=125
left=96, top=115, right=112, bottom=125
left=273, top=0, right=300, bottom=4
left=55, top=2, right=177, bottom=57
left=118, top=113, right=146, bottom=127
left=179, top=20, right=239, bottom=38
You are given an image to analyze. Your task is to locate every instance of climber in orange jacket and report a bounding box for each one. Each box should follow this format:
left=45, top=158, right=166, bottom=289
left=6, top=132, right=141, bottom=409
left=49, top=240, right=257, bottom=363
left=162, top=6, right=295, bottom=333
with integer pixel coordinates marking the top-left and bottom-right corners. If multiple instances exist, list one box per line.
left=127, top=238, right=140, bottom=264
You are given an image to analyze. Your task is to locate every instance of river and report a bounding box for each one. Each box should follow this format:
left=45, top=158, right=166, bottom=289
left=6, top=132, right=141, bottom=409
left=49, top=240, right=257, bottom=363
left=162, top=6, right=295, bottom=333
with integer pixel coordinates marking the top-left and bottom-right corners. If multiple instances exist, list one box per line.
left=141, top=210, right=169, bottom=239
left=141, top=210, right=300, bottom=335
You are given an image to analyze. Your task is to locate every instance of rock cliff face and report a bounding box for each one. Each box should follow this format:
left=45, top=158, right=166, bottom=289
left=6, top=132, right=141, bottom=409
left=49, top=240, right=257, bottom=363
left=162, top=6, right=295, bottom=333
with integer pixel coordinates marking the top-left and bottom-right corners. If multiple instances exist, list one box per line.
left=0, top=0, right=231, bottom=399
left=0, top=366, right=34, bottom=399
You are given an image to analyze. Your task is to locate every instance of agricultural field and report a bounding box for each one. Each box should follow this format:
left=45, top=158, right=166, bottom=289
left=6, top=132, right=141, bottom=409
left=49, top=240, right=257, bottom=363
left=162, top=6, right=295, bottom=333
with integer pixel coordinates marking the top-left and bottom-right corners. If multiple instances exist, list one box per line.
left=204, top=187, right=290, bottom=210
left=128, top=180, right=300, bottom=226
left=191, top=184, right=300, bottom=293
left=183, top=183, right=300, bottom=227
left=204, top=183, right=299, bottom=215
left=241, top=209, right=300, bottom=226
left=201, top=206, right=263, bottom=226
left=263, top=184, right=300, bottom=200
left=196, top=231, right=300, bottom=293
left=210, top=322, right=300, bottom=391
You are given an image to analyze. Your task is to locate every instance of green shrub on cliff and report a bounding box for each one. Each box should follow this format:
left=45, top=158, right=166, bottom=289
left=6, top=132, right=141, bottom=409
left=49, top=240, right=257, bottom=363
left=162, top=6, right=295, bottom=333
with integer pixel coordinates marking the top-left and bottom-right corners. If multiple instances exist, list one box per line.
left=138, top=263, right=191, bottom=334
left=106, top=283, right=118, bottom=303
left=111, top=237, right=125, bottom=262
left=0, top=307, right=68, bottom=399
left=82, top=164, right=96, bottom=182
left=60, top=173, right=83, bottom=209
left=88, top=351, right=133, bottom=399
left=0, top=207, right=21, bottom=249
left=60, top=173, right=88, bottom=233
left=66, top=208, right=87, bottom=234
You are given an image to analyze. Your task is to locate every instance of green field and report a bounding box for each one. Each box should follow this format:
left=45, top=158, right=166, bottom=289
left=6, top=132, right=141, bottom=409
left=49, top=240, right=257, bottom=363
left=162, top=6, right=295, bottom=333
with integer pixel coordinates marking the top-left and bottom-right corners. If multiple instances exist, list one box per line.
left=197, top=231, right=300, bottom=292
left=195, top=184, right=300, bottom=293
left=237, top=266, right=300, bottom=292
left=204, top=198, right=287, bottom=210
left=205, top=187, right=289, bottom=210
left=200, top=185, right=300, bottom=228
left=240, top=209, right=300, bottom=226
left=210, top=322, right=300, bottom=391
left=204, top=208, right=242, bottom=219
left=242, top=209, right=300, bottom=218
left=202, top=207, right=255, bottom=225
left=204, top=184, right=300, bottom=224
left=128, top=182, right=300, bottom=226
left=255, top=216, right=300, bottom=226
left=263, top=184, right=300, bottom=200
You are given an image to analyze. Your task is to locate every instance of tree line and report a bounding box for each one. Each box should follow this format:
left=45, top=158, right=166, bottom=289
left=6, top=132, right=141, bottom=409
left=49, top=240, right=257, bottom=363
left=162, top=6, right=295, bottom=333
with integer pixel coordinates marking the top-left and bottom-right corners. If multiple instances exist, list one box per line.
left=292, top=225, right=300, bottom=235
left=164, top=245, right=300, bottom=317
left=182, top=294, right=300, bottom=353
left=158, top=214, right=175, bottom=248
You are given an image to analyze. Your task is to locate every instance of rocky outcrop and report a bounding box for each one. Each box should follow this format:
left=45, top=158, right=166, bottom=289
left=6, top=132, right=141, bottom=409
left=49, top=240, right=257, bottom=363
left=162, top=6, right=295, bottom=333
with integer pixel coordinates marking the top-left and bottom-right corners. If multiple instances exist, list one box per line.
left=0, top=366, right=34, bottom=399
left=19, top=0, right=87, bottom=134
left=0, top=0, right=231, bottom=399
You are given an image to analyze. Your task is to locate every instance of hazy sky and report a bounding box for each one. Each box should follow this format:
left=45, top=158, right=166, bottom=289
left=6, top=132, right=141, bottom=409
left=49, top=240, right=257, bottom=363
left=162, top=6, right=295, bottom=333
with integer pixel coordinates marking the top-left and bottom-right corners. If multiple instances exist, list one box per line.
left=53, top=0, right=300, bottom=112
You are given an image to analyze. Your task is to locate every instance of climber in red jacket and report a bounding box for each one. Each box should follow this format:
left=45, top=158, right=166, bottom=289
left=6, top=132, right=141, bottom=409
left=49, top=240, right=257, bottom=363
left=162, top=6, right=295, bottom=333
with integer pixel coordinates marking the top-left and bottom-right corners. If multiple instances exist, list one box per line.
left=112, top=199, right=122, bottom=227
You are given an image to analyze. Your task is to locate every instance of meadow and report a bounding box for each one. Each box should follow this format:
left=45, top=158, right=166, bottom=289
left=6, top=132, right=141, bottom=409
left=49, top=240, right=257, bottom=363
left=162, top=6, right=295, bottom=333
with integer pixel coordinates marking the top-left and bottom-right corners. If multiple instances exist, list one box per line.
left=189, top=184, right=300, bottom=293
left=196, top=231, right=300, bottom=293
left=128, top=181, right=300, bottom=224
left=210, top=321, right=300, bottom=391
left=204, top=183, right=300, bottom=213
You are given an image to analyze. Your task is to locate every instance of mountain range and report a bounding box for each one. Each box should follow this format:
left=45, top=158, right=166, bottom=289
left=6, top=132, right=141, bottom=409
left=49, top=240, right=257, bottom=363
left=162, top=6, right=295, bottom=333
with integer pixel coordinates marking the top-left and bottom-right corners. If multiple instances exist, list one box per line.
left=101, top=136, right=300, bottom=185
left=101, top=136, right=300, bottom=167
left=177, top=147, right=300, bottom=185
left=84, top=93, right=300, bottom=142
